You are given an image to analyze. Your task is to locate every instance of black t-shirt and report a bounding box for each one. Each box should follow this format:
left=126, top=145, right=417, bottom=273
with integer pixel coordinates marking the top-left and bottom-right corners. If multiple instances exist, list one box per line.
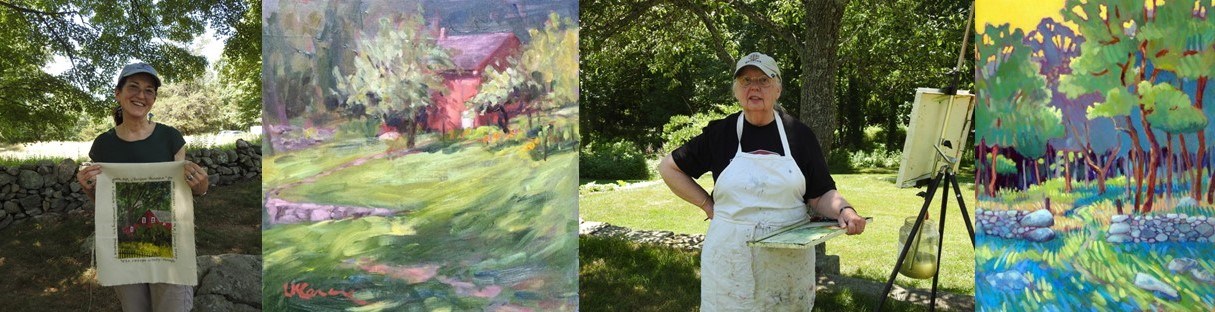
left=88, top=123, right=186, bottom=163
left=672, top=111, right=837, bottom=202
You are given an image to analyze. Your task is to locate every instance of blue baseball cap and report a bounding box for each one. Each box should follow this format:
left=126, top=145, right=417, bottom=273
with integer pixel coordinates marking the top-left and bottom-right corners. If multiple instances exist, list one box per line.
left=117, top=63, right=161, bottom=88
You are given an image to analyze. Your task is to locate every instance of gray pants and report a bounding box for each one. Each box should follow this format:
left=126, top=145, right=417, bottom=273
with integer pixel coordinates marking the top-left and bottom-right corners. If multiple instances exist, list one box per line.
left=113, top=283, right=193, bottom=312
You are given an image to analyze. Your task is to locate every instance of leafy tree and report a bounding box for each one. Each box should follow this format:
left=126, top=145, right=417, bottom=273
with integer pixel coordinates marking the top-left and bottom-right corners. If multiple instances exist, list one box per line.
left=0, top=0, right=249, bottom=142
left=1136, top=0, right=1215, bottom=202
left=154, top=72, right=245, bottom=134
left=1059, top=0, right=1215, bottom=211
left=115, top=181, right=171, bottom=228
left=582, top=0, right=851, bottom=155
left=469, top=65, right=532, bottom=131
left=836, top=0, right=973, bottom=151
left=977, top=24, right=1059, bottom=195
left=333, top=15, right=453, bottom=147
left=218, top=0, right=262, bottom=129
left=262, top=0, right=366, bottom=151
left=519, top=12, right=578, bottom=110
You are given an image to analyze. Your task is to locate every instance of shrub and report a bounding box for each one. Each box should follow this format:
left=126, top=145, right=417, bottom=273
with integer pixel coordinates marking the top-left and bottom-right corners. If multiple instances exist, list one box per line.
left=660, top=104, right=734, bottom=153
left=335, top=117, right=381, bottom=141
left=580, top=140, right=650, bottom=180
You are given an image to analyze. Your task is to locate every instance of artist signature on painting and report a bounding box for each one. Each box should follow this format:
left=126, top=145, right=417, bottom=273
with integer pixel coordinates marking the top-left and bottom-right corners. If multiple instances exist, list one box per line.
left=282, top=282, right=367, bottom=305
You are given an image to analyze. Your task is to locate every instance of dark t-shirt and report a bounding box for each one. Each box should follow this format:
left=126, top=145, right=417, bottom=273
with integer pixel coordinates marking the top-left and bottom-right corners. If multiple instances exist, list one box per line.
left=671, top=111, right=837, bottom=202
left=88, top=123, right=186, bottom=163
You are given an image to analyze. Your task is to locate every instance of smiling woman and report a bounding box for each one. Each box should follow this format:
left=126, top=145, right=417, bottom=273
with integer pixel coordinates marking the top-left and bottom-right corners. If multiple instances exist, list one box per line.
left=72, top=62, right=212, bottom=312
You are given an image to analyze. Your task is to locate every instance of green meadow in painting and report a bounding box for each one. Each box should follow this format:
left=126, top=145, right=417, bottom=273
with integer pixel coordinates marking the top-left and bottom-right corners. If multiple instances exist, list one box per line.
left=261, top=0, right=579, bottom=310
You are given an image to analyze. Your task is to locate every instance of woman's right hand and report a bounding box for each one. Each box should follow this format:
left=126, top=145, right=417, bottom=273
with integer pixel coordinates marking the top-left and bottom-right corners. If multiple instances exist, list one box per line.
left=76, top=164, right=101, bottom=196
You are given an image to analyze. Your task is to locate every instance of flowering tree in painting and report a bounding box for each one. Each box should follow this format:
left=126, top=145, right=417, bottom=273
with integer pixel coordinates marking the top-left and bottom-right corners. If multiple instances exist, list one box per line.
left=334, top=14, right=453, bottom=148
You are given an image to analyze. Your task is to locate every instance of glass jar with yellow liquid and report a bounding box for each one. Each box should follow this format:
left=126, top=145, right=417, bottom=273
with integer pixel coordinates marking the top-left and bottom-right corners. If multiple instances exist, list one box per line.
left=898, top=216, right=939, bottom=279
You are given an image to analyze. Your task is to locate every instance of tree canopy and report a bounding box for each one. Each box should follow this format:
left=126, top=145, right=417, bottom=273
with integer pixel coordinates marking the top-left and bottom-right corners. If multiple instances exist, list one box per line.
left=0, top=0, right=257, bottom=142
left=580, top=0, right=972, bottom=154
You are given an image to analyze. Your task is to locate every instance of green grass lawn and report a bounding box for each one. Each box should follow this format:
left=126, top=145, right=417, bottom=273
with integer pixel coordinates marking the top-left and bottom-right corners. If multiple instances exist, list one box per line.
left=579, top=173, right=977, bottom=297
left=976, top=177, right=1215, bottom=310
left=263, top=139, right=579, bottom=310
left=0, top=179, right=262, bottom=311
left=580, top=235, right=936, bottom=311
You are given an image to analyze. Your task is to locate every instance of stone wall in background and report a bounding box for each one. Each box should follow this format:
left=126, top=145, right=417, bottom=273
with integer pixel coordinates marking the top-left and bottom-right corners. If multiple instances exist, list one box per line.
left=1106, top=213, right=1215, bottom=244
left=578, top=219, right=841, bottom=275
left=975, top=209, right=1057, bottom=242
left=0, top=139, right=261, bottom=231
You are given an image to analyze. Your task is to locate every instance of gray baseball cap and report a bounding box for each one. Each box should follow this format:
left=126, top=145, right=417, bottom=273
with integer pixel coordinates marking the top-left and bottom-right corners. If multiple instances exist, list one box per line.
left=734, top=52, right=780, bottom=79
left=117, top=62, right=161, bottom=88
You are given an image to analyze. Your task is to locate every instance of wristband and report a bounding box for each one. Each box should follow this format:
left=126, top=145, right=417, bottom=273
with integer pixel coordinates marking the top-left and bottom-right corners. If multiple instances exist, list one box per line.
left=839, top=206, right=855, bottom=216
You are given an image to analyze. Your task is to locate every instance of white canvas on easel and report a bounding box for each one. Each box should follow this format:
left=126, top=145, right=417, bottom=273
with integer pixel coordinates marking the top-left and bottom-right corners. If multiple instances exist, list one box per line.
left=895, top=88, right=976, bottom=188
left=94, top=161, right=197, bottom=286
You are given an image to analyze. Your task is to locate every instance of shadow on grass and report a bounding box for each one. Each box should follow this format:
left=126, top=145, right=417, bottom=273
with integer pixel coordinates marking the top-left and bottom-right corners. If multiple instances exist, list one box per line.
left=580, top=235, right=701, bottom=311
left=0, top=179, right=262, bottom=311
left=580, top=235, right=943, bottom=312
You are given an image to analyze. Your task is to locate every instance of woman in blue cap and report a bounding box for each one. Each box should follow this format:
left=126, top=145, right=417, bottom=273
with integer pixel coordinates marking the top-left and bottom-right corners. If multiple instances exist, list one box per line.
left=659, top=52, right=868, bottom=311
left=74, top=63, right=209, bottom=312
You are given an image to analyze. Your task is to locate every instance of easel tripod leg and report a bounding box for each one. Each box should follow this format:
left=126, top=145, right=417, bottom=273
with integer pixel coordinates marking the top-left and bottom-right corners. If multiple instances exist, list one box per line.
left=876, top=171, right=942, bottom=311
left=949, top=172, right=976, bottom=245
left=928, top=175, right=950, bottom=312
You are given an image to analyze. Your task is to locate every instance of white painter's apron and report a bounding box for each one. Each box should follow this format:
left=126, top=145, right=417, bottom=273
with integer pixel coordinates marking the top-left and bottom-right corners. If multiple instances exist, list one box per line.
left=701, top=112, right=815, bottom=311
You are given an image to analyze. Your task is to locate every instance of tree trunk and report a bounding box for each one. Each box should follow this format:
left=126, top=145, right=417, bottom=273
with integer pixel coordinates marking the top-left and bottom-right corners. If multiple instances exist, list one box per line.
left=1033, top=159, right=1041, bottom=187
left=1167, top=133, right=1174, bottom=202
left=798, top=0, right=848, bottom=157
left=990, top=145, right=1000, bottom=197
left=1141, top=113, right=1160, bottom=213
left=1064, top=151, right=1073, bottom=192
left=1125, top=115, right=1145, bottom=211
left=1195, top=76, right=1209, bottom=202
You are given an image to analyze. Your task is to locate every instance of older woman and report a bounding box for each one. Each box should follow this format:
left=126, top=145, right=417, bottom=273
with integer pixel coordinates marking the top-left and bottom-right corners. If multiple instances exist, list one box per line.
left=75, top=63, right=209, bottom=312
left=659, top=52, right=867, bottom=310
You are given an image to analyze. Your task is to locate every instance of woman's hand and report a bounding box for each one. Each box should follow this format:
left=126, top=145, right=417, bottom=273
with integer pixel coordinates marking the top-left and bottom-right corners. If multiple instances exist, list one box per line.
left=658, top=155, right=716, bottom=221
left=76, top=164, right=102, bottom=200
left=838, top=207, right=867, bottom=235
left=184, top=161, right=209, bottom=196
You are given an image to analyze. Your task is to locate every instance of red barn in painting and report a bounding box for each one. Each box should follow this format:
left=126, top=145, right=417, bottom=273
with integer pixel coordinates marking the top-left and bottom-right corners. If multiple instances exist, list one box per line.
left=123, top=210, right=173, bottom=238
left=427, top=32, right=526, bottom=133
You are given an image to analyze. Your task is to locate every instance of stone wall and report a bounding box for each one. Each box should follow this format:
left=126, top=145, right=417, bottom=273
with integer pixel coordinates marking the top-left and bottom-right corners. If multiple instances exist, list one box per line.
left=0, top=139, right=261, bottom=231
left=975, top=209, right=1057, bottom=242
left=1106, top=213, right=1215, bottom=243
left=195, top=254, right=262, bottom=312
left=264, top=197, right=397, bottom=224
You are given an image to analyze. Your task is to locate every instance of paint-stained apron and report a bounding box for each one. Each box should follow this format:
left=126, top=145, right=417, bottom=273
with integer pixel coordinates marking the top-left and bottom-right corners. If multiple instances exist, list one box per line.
left=701, top=112, right=815, bottom=311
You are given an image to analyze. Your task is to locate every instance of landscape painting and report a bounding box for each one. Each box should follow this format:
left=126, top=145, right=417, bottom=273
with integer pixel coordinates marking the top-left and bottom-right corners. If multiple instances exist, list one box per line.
left=261, top=0, right=579, bottom=310
left=975, top=0, right=1215, bottom=310
left=115, top=181, right=175, bottom=259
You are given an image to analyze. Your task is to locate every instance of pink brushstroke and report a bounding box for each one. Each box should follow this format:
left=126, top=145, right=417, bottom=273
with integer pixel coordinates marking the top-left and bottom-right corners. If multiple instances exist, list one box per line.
left=438, top=276, right=503, bottom=298
left=355, top=261, right=439, bottom=284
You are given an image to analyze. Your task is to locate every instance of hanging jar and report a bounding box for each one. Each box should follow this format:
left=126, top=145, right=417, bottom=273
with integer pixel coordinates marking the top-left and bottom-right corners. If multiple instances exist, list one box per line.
left=897, top=216, right=939, bottom=279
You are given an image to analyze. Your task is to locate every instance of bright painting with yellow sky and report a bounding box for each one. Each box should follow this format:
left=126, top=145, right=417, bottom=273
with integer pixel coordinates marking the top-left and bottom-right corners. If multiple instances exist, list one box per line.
left=975, top=0, right=1215, bottom=310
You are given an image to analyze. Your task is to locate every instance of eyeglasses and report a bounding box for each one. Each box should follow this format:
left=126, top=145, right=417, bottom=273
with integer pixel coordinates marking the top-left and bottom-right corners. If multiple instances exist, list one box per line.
left=125, top=84, right=158, bottom=98
left=738, top=76, right=774, bottom=88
